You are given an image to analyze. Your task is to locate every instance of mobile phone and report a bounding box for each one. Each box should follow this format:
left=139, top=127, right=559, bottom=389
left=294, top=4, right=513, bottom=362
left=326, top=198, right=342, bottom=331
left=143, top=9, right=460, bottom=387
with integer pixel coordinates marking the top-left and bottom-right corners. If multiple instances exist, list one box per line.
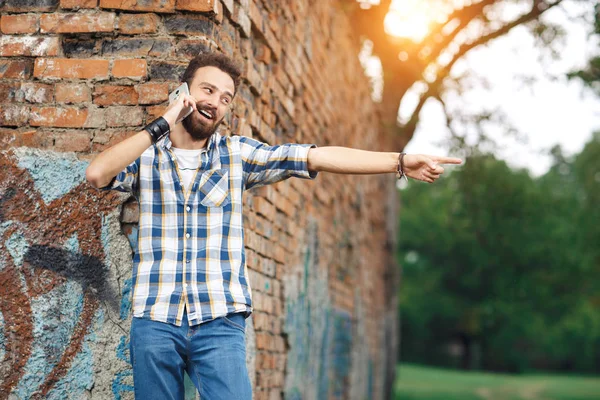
left=169, top=82, right=194, bottom=124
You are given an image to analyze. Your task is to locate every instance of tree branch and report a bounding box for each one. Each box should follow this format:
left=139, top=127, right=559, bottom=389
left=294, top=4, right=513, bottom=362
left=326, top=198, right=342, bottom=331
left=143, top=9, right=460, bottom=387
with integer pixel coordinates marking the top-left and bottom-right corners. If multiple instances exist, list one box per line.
left=399, top=0, right=565, bottom=140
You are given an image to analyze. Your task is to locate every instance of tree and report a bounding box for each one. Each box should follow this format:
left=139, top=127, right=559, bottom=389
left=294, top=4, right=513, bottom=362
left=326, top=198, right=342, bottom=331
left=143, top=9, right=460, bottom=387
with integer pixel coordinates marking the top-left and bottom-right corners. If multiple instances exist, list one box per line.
left=348, top=0, right=590, bottom=147
left=397, top=139, right=600, bottom=373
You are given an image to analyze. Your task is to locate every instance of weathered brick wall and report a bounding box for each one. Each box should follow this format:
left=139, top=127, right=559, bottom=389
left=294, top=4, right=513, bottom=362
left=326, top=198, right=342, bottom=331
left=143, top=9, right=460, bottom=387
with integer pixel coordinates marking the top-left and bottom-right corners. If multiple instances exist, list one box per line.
left=0, top=0, right=399, bottom=399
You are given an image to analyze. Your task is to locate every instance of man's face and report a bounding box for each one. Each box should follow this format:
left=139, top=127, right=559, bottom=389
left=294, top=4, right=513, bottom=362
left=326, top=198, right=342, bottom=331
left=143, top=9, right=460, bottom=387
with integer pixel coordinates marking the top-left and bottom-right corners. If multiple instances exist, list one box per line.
left=182, top=66, right=235, bottom=141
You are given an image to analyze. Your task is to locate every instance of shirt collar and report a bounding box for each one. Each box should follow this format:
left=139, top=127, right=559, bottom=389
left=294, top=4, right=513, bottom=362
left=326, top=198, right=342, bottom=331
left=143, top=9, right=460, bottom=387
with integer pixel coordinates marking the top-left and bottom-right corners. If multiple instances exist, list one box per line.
left=160, top=132, right=218, bottom=152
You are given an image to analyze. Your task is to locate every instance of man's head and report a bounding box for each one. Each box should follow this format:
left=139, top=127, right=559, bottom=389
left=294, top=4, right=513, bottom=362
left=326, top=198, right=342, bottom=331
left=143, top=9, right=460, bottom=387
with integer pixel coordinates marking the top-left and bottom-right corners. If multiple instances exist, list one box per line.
left=180, top=52, right=242, bottom=140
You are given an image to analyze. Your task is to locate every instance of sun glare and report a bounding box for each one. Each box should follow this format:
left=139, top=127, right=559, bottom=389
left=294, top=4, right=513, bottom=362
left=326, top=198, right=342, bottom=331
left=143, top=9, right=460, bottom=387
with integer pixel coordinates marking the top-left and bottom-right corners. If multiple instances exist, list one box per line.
left=384, top=0, right=446, bottom=42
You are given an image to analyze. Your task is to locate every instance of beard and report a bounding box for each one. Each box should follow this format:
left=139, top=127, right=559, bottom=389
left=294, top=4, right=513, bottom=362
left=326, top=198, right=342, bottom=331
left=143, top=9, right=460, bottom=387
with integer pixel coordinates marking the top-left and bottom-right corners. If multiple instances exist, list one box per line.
left=181, top=107, right=223, bottom=141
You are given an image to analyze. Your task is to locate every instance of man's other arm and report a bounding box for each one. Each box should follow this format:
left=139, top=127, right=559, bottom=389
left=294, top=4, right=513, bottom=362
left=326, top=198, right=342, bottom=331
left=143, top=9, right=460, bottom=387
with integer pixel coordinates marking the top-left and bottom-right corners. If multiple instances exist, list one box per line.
left=307, top=147, right=462, bottom=183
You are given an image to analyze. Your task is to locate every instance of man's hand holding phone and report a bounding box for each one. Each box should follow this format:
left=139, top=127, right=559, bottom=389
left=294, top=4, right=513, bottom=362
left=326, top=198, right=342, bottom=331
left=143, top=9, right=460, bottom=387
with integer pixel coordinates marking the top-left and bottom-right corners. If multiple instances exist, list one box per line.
left=163, top=83, right=196, bottom=129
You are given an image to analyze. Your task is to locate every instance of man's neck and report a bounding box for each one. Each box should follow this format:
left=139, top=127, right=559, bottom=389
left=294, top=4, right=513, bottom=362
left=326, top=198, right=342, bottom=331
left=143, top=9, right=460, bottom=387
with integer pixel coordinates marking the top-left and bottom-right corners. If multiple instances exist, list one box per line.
left=169, top=123, right=209, bottom=150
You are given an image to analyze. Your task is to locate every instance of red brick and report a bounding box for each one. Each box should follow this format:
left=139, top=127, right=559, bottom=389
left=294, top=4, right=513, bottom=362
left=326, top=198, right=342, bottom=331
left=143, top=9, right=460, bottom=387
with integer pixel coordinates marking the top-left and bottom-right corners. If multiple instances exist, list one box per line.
left=256, top=44, right=272, bottom=65
left=52, top=130, right=91, bottom=152
left=0, top=82, right=20, bottom=102
left=136, top=83, right=169, bottom=105
left=232, top=5, right=250, bottom=38
left=256, top=352, right=275, bottom=370
left=0, top=128, right=35, bottom=149
left=146, top=105, right=167, bottom=122
left=0, top=36, right=59, bottom=57
left=34, top=58, right=109, bottom=80
left=255, top=332, right=274, bottom=351
left=0, top=59, right=33, bottom=79
left=18, top=83, right=54, bottom=103
left=248, top=1, right=264, bottom=32
left=55, top=83, right=91, bottom=104
left=105, top=106, right=143, bottom=127
left=0, top=105, right=30, bottom=126
left=92, top=129, right=137, bottom=151
left=60, top=0, right=98, bottom=8
left=175, top=0, right=218, bottom=13
left=40, top=12, right=115, bottom=33
left=100, top=0, right=175, bottom=13
left=111, top=59, right=147, bottom=79
left=118, top=13, right=160, bottom=34
left=1, top=14, right=39, bottom=34
left=254, top=197, right=275, bottom=222
left=30, top=106, right=88, bottom=128
left=93, top=85, right=139, bottom=106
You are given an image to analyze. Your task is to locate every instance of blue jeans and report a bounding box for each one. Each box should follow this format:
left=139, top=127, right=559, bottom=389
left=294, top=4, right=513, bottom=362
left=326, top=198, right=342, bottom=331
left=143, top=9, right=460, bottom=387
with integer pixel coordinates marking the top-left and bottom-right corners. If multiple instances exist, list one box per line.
left=130, top=312, right=252, bottom=400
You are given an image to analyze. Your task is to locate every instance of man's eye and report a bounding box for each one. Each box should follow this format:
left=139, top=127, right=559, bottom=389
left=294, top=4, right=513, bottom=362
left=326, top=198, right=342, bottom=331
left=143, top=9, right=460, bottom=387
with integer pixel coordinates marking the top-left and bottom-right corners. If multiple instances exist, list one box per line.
left=204, top=87, right=212, bottom=93
left=222, top=98, right=230, bottom=105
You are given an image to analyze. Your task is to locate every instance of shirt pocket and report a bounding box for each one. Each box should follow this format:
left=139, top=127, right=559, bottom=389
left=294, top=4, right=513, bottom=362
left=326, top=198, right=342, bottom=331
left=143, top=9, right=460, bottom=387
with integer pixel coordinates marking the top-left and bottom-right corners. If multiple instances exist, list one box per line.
left=197, top=168, right=231, bottom=207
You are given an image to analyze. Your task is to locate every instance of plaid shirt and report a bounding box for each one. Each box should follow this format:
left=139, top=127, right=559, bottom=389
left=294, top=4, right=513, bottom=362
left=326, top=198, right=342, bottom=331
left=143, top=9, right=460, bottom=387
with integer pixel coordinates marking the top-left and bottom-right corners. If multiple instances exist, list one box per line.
left=106, top=133, right=316, bottom=326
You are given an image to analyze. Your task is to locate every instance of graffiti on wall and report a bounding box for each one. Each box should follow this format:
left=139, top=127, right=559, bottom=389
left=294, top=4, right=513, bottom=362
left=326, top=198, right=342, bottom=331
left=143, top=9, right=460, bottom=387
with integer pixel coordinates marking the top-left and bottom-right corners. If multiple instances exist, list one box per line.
left=283, top=220, right=376, bottom=400
left=0, top=147, right=129, bottom=399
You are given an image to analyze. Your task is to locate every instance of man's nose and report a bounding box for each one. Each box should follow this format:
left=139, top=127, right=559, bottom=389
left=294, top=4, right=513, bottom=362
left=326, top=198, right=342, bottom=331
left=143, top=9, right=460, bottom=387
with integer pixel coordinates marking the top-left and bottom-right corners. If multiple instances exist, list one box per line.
left=205, top=92, right=219, bottom=107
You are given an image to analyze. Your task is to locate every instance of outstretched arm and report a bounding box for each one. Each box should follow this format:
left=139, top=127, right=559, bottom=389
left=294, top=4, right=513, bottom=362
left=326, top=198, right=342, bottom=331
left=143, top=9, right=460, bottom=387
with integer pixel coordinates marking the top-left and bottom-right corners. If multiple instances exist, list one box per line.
left=306, top=147, right=462, bottom=183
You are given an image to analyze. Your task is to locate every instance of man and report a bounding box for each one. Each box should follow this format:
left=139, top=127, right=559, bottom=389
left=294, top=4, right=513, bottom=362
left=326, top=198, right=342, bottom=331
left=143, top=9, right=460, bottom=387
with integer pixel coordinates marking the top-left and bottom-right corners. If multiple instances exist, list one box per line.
left=86, top=52, right=461, bottom=399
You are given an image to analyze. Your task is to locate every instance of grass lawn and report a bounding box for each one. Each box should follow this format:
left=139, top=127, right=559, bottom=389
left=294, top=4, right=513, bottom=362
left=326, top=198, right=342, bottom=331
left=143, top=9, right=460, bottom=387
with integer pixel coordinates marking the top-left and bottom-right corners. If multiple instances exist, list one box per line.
left=394, top=363, right=600, bottom=400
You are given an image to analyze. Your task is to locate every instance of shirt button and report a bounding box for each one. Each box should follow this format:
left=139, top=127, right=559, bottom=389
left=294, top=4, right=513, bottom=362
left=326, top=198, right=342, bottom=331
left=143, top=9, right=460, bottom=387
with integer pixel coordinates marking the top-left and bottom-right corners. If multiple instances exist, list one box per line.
left=185, top=233, right=190, bottom=238
left=186, top=260, right=190, bottom=264
left=186, top=206, right=191, bottom=212
left=183, top=283, right=188, bottom=289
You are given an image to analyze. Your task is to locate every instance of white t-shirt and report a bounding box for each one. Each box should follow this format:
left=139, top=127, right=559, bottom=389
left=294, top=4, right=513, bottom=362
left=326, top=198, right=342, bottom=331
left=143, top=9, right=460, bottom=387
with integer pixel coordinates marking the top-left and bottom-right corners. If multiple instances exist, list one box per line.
left=171, top=147, right=203, bottom=192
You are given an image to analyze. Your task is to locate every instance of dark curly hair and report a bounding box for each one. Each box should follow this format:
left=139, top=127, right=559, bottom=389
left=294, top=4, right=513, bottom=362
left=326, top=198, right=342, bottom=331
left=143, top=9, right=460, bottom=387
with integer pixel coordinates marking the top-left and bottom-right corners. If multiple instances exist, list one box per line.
left=181, top=52, right=242, bottom=95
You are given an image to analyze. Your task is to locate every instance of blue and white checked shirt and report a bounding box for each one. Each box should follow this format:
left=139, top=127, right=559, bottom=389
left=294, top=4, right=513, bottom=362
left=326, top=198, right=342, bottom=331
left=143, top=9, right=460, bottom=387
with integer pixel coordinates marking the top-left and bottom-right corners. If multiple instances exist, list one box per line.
left=106, top=133, right=317, bottom=326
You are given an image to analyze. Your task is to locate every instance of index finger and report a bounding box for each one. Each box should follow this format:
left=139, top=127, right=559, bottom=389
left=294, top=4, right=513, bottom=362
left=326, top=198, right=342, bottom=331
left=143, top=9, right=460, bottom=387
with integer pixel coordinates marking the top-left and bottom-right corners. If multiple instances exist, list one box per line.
left=431, top=156, right=462, bottom=165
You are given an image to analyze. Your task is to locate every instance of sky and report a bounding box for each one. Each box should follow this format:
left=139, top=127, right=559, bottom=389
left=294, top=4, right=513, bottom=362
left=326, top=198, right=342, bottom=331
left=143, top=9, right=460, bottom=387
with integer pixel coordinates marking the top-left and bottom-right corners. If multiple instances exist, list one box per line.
left=393, top=1, right=600, bottom=176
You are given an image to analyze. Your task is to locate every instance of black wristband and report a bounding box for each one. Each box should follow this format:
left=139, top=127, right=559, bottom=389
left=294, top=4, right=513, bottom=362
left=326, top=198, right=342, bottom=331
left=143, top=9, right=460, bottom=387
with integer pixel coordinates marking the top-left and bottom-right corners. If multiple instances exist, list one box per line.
left=144, top=117, right=170, bottom=143
left=397, top=152, right=407, bottom=181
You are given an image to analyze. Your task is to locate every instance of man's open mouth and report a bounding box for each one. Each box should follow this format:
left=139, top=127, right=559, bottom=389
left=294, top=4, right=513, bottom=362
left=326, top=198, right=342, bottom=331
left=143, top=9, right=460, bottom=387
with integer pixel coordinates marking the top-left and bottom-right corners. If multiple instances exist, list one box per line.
left=198, top=109, right=214, bottom=120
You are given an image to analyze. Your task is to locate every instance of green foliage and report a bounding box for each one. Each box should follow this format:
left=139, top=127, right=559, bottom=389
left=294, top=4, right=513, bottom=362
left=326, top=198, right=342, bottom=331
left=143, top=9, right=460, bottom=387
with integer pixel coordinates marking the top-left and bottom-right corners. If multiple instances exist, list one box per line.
left=394, top=363, right=600, bottom=400
left=398, top=135, right=600, bottom=373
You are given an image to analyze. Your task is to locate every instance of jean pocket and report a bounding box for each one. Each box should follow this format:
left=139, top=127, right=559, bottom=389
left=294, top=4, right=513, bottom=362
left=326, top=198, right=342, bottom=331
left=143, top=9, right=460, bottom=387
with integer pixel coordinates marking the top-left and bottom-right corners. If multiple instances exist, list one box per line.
left=198, top=168, right=230, bottom=207
left=222, top=314, right=246, bottom=332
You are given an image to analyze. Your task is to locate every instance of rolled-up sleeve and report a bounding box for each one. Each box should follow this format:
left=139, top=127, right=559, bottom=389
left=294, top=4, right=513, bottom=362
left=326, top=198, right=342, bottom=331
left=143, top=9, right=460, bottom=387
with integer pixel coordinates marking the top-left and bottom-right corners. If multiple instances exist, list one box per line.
left=237, top=137, right=318, bottom=190
left=101, top=158, right=140, bottom=194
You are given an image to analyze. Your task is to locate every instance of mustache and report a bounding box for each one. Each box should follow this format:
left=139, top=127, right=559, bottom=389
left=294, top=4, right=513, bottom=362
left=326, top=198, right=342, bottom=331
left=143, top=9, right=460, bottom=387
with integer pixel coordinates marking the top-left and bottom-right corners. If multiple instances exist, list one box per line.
left=195, top=102, right=217, bottom=117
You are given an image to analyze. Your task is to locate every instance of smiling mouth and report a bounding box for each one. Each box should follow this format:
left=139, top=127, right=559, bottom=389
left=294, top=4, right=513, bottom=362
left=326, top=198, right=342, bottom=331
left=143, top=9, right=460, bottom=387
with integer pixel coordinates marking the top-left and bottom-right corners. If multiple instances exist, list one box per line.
left=198, top=109, right=214, bottom=120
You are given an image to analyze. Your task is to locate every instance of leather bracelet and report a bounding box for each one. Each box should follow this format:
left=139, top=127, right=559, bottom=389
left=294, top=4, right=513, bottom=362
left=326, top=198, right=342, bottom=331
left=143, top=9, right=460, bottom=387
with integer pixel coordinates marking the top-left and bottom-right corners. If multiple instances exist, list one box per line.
left=397, top=152, right=408, bottom=181
left=144, top=117, right=170, bottom=143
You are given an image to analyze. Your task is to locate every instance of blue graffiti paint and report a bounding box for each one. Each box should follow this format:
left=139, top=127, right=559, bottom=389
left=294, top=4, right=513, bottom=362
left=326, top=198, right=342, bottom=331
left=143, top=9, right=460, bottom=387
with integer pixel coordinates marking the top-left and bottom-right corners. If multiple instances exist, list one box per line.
left=12, top=280, right=85, bottom=399
left=0, top=311, right=5, bottom=361
left=284, top=222, right=332, bottom=400
left=116, top=335, right=130, bottom=363
left=112, top=335, right=134, bottom=399
left=15, top=148, right=88, bottom=204
left=6, top=232, right=29, bottom=267
left=64, top=233, right=80, bottom=253
left=126, top=225, right=139, bottom=250
left=46, top=309, right=104, bottom=399
left=120, top=278, right=133, bottom=320
left=331, top=310, right=353, bottom=399
left=112, top=370, right=135, bottom=400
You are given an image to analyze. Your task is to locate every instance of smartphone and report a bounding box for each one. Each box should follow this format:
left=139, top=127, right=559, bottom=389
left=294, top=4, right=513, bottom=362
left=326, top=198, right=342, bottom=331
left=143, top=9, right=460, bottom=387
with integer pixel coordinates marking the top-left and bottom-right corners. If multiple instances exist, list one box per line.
left=168, top=82, right=194, bottom=124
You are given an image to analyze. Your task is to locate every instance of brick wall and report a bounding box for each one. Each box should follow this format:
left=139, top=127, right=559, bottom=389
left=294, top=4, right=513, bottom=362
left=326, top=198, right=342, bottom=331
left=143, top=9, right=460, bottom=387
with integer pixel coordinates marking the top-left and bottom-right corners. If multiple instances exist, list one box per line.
left=0, top=0, right=399, bottom=399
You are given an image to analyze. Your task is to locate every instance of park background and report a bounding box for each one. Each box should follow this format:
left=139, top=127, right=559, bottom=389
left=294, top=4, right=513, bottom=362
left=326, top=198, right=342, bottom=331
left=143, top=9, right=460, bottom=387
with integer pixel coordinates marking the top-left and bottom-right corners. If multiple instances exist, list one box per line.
left=0, top=0, right=598, bottom=399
